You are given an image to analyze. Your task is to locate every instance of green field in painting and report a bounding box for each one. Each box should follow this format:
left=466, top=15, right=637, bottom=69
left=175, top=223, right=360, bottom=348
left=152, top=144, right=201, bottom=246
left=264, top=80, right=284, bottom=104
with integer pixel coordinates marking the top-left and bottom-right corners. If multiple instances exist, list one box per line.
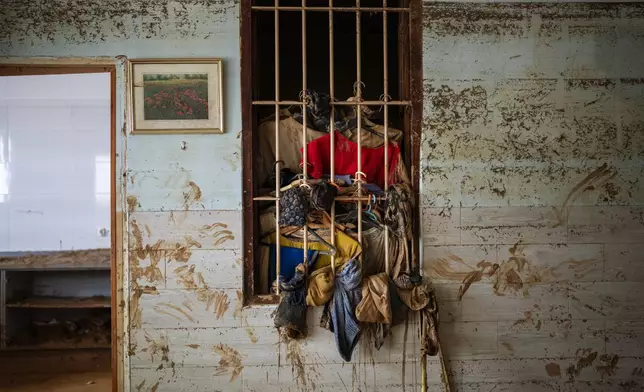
left=143, top=75, right=209, bottom=121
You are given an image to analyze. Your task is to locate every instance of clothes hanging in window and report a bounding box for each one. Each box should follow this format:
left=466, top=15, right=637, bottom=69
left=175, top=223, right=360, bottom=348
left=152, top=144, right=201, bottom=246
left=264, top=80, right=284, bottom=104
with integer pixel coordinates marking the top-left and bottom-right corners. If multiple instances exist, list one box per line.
left=301, top=131, right=400, bottom=189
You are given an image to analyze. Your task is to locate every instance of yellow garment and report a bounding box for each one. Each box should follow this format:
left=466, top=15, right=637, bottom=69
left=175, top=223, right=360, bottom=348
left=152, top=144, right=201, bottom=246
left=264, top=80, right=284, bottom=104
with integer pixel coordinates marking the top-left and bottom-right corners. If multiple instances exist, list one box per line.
left=263, top=230, right=361, bottom=272
left=356, top=273, right=391, bottom=324
left=306, top=265, right=334, bottom=306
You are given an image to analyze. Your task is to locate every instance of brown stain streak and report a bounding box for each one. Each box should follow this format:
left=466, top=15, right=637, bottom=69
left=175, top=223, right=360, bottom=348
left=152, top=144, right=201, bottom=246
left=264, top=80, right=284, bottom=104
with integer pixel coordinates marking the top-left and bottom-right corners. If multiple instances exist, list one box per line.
left=285, top=338, right=306, bottom=387
left=186, top=344, right=200, bottom=349
left=182, top=180, right=203, bottom=210
left=155, top=302, right=195, bottom=322
left=554, top=163, right=617, bottom=227
left=126, top=195, right=139, bottom=213
left=213, top=344, right=243, bottom=382
left=246, top=327, right=258, bottom=343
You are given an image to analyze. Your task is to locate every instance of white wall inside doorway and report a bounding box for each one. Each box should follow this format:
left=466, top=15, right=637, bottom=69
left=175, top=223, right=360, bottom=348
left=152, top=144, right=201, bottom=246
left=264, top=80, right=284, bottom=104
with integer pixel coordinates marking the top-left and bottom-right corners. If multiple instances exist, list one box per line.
left=0, top=73, right=111, bottom=252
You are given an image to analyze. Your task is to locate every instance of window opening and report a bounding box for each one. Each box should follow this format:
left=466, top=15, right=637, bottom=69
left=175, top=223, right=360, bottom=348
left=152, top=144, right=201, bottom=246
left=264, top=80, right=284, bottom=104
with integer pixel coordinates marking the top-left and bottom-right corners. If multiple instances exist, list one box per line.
left=241, top=0, right=421, bottom=303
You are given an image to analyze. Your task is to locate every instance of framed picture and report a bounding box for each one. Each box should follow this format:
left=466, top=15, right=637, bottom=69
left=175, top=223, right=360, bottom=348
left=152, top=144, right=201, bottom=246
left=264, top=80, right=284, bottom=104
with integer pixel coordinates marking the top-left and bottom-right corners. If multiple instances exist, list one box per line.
left=129, top=59, right=224, bottom=134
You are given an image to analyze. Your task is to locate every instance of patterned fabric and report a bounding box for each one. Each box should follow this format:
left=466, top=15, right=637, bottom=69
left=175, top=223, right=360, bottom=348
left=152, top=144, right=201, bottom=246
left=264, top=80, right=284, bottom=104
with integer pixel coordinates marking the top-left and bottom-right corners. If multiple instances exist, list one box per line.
left=279, top=187, right=308, bottom=227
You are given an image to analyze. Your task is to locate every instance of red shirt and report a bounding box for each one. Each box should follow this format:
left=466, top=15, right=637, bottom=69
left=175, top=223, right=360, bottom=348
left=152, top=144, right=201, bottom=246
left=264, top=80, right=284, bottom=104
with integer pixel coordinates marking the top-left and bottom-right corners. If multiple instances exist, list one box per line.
left=301, top=131, right=400, bottom=189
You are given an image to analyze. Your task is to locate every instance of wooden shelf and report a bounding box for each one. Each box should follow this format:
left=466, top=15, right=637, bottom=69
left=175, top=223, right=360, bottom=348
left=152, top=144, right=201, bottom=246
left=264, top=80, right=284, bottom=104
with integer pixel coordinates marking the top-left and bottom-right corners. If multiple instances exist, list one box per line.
left=4, top=342, right=111, bottom=351
left=0, top=249, right=110, bottom=271
left=7, top=296, right=111, bottom=309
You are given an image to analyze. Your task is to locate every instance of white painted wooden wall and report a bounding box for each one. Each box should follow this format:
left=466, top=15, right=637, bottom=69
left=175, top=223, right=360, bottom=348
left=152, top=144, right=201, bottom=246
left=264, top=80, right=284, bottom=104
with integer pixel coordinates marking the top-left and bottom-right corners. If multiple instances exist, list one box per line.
left=2, top=1, right=643, bottom=391
left=0, top=73, right=111, bottom=251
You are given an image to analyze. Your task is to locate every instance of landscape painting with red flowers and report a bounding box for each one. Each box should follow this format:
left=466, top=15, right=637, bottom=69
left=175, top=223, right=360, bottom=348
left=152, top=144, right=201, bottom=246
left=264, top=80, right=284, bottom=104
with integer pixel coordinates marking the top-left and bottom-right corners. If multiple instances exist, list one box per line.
left=142, top=73, right=209, bottom=120
left=130, top=59, right=223, bottom=134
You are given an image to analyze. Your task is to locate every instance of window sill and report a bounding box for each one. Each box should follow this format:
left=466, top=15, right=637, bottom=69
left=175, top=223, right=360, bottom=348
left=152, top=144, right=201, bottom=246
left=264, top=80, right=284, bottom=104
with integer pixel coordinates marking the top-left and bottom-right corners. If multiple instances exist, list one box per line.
left=245, top=293, right=280, bottom=306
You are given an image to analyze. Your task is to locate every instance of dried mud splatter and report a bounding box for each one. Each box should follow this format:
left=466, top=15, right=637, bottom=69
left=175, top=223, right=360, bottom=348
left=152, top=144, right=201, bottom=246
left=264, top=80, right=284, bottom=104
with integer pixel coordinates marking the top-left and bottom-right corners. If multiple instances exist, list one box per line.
left=546, top=363, right=561, bottom=377
left=135, top=380, right=160, bottom=392
left=142, top=333, right=170, bottom=364
left=182, top=180, right=204, bottom=210
left=554, top=163, right=617, bottom=227
left=457, top=261, right=499, bottom=300
left=567, top=349, right=598, bottom=379
left=213, top=344, right=243, bottom=382
left=130, top=286, right=158, bottom=329
left=596, top=354, right=620, bottom=378
left=200, top=223, right=235, bottom=248
left=286, top=338, right=307, bottom=387
left=246, top=327, right=258, bottom=343
left=154, top=302, right=195, bottom=322
left=127, top=195, right=140, bottom=213
left=186, top=344, right=200, bottom=349
left=233, top=290, right=244, bottom=319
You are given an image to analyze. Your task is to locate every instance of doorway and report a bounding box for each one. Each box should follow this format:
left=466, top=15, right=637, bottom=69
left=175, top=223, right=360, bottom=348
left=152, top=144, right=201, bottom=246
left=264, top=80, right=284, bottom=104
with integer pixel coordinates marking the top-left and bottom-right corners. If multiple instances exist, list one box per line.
left=0, top=65, right=116, bottom=392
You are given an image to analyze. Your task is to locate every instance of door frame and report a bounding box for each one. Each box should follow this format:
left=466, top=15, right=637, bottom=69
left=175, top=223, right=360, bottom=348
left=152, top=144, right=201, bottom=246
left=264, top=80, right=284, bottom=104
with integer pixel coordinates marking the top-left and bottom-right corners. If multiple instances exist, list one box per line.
left=0, top=59, right=123, bottom=392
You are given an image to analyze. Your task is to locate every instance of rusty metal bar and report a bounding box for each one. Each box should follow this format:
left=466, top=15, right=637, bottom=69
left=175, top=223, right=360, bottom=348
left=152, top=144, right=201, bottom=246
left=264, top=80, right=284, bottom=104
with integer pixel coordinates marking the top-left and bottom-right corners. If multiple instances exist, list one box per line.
left=329, top=0, right=336, bottom=276
left=252, top=6, right=410, bottom=12
left=274, top=0, right=281, bottom=295
left=383, top=0, right=390, bottom=276
left=252, top=100, right=410, bottom=105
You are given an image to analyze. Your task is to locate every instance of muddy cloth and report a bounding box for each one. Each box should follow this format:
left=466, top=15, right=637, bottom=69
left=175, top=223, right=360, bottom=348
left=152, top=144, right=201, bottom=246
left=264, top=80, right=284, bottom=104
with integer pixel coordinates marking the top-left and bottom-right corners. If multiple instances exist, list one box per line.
left=356, top=273, right=391, bottom=324
left=362, top=225, right=406, bottom=279
left=330, top=258, right=363, bottom=361
left=394, top=273, right=431, bottom=311
left=256, top=115, right=327, bottom=188
left=302, top=131, right=400, bottom=189
left=274, top=264, right=308, bottom=339
left=310, top=181, right=338, bottom=211
left=420, top=291, right=440, bottom=356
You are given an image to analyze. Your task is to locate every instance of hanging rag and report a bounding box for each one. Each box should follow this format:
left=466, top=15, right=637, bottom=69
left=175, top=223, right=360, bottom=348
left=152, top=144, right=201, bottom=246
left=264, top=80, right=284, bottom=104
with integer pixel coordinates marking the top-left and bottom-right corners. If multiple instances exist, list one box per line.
left=302, top=131, right=400, bottom=189
left=394, top=273, right=431, bottom=311
left=274, top=264, right=308, bottom=339
left=356, top=273, right=391, bottom=324
left=306, top=264, right=334, bottom=306
left=420, top=290, right=440, bottom=357
left=362, top=225, right=406, bottom=278
left=330, top=258, right=363, bottom=361
left=310, top=180, right=338, bottom=211
left=384, top=184, right=414, bottom=240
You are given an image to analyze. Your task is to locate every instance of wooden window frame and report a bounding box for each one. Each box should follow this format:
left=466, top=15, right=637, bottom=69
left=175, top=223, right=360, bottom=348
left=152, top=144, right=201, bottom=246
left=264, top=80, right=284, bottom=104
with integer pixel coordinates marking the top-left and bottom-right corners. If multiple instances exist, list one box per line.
left=240, top=0, right=423, bottom=306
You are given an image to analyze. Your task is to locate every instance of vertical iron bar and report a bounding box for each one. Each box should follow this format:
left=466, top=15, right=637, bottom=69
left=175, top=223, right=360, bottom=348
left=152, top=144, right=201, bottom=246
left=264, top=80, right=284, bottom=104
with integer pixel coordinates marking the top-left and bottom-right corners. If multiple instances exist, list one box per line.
left=329, top=0, right=336, bottom=275
left=383, top=0, right=390, bottom=276
left=355, top=0, right=363, bottom=260
left=302, top=0, right=309, bottom=274
left=274, top=0, right=281, bottom=295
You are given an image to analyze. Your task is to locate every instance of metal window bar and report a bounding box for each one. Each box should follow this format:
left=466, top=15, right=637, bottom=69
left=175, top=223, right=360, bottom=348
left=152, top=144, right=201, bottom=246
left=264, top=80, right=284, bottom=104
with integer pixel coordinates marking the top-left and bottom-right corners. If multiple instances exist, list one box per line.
left=251, top=2, right=412, bottom=294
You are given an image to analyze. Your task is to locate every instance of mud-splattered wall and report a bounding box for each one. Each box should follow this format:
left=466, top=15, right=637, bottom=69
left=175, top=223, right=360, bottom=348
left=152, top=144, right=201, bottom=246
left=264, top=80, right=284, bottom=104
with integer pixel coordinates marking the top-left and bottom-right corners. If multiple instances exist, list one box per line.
left=2, top=0, right=644, bottom=391
left=421, top=3, right=644, bottom=391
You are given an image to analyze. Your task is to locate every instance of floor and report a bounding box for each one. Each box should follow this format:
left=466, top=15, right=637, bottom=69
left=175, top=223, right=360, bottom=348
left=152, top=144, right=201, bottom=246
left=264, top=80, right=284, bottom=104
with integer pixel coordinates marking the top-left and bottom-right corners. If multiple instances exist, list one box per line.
left=0, top=372, right=111, bottom=392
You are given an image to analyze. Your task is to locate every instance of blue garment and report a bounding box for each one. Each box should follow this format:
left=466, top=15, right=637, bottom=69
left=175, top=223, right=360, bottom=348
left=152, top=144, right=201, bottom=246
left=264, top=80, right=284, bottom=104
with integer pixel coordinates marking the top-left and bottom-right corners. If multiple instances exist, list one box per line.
left=331, top=258, right=362, bottom=361
left=267, top=245, right=318, bottom=291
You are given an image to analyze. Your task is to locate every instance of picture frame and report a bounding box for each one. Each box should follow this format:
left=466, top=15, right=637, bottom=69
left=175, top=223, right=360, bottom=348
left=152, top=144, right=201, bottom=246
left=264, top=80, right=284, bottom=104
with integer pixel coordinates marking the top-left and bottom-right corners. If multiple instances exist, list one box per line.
left=128, top=58, right=224, bottom=134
